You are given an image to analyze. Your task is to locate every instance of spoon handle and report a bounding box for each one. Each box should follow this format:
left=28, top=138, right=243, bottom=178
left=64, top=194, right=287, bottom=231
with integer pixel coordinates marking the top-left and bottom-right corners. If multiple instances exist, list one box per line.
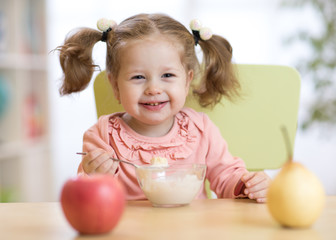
left=76, top=152, right=137, bottom=168
left=110, top=157, right=138, bottom=168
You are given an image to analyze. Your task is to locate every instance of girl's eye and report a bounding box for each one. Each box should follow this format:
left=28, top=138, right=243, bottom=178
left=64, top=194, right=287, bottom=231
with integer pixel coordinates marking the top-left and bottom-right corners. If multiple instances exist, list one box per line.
left=131, top=75, right=145, bottom=80
left=162, top=73, right=174, bottom=78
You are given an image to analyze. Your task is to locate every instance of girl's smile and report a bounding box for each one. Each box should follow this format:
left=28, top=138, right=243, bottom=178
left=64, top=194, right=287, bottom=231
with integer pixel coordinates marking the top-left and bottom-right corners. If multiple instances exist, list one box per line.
left=109, top=34, right=193, bottom=137
left=141, top=101, right=169, bottom=111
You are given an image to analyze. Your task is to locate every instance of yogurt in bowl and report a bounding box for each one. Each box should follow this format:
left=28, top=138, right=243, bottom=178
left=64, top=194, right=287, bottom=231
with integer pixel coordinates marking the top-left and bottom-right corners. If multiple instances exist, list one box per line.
left=135, top=163, right=206, bottom=207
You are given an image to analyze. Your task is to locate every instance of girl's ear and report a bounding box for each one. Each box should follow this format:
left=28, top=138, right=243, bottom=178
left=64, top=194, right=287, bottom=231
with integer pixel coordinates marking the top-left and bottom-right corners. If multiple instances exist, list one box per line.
left=108, top=73, right=120, bottom=102
left=185, top=70, right=194, bottom=94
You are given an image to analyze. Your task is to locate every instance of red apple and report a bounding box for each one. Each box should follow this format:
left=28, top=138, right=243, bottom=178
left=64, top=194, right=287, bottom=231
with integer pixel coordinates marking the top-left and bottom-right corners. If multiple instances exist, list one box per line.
left=60, top=174, right=125, bottom=235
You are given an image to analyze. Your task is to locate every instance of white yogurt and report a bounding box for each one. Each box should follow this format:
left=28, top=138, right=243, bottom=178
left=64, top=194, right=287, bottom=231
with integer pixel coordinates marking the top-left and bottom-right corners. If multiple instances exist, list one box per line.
left=140, top=174, right=203, bottom=207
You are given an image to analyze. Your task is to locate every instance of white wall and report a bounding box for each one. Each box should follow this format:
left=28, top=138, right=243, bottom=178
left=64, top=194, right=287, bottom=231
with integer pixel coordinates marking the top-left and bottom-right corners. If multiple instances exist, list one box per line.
left=47, top=0, right=336, bottom=200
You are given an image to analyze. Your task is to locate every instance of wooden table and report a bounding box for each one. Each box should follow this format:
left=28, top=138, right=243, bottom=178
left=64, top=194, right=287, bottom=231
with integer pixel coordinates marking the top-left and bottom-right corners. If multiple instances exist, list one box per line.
left=0, top=197, right=335, bottom=240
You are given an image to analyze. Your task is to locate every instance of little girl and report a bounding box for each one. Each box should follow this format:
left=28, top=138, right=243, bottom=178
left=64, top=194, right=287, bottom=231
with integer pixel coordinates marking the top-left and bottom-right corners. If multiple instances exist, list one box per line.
left=57, top=13, right=271, bottom=203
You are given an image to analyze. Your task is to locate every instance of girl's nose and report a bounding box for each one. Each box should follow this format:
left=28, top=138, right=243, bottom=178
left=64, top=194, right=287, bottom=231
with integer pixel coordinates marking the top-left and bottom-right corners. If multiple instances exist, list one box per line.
left=144, top=82, right=162, bottom=95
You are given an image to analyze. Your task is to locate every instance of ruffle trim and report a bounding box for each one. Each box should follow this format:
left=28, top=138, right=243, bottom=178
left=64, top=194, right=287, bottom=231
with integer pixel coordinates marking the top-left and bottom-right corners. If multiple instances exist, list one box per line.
left=108, top=111, right=201, bottom=165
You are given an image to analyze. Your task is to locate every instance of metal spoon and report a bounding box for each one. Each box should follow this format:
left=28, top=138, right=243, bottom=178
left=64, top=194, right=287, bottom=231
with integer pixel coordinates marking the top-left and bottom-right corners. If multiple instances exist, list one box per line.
left=76, top=152, right=140, bottom=168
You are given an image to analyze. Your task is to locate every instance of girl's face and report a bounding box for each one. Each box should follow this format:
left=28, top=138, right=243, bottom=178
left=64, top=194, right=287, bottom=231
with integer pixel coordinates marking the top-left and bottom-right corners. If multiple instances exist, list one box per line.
left=109, top=35, right=193, bottom=136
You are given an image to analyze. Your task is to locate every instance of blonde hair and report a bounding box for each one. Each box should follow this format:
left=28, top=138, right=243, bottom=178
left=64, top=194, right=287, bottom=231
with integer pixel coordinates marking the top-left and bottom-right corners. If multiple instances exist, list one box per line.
left=56, top=13, right=240, bottom=108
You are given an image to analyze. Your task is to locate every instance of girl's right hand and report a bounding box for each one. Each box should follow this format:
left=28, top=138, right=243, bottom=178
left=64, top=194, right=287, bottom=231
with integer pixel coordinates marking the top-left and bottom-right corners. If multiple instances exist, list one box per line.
left=82, top=149, right=118, bottom=175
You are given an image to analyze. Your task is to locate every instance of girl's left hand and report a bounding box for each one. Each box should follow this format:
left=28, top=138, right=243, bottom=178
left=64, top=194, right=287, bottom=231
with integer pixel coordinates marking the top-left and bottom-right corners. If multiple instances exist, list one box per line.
left=241, top=171, right=272, bottom=203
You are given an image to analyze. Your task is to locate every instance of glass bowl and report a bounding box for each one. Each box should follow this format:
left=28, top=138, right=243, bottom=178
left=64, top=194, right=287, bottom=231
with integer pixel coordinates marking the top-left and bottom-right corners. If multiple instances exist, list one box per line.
left=135, top=163, right=206, bottom=207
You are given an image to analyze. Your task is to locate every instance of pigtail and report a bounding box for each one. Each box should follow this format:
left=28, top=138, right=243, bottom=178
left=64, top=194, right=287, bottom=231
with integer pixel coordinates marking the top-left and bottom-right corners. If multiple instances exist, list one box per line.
left=194, top=35, right=240, bottom=108
left=56, top=28, right=102, bottom=95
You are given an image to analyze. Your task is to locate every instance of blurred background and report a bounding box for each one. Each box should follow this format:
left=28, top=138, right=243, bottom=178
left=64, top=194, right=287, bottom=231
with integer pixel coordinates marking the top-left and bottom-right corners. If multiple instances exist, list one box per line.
left=0, top=0, right=335, bottom=202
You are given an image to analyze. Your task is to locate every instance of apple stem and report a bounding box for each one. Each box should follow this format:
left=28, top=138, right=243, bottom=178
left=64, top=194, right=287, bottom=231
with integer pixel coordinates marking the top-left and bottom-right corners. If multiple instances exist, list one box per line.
left=281, top=126, right=293, bottom=162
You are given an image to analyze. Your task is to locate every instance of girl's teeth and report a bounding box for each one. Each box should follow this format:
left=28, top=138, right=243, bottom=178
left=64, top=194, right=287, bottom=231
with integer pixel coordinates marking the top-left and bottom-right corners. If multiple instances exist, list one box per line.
left=148, top=103, right=159, bottom=106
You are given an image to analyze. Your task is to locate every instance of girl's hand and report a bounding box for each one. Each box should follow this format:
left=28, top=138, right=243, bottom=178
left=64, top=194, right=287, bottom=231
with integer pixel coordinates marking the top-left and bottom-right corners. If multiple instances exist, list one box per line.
left=241, top=171, right=271, bottom=203
left=82, top=149, right=118, bottom=175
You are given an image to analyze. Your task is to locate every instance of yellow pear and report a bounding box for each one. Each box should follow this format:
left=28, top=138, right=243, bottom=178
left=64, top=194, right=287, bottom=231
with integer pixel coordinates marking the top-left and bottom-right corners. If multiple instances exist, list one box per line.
left=267, top=127, right=325, bottom=228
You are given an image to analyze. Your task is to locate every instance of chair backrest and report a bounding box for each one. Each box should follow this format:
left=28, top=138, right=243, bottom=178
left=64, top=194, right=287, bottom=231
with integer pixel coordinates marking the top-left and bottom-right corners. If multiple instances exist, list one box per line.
left=93, top=64, right=301, bottom=171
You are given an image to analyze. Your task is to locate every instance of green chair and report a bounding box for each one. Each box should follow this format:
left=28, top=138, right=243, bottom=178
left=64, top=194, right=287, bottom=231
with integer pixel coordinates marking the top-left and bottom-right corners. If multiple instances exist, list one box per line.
left=93, top=64, right=301, bottom=197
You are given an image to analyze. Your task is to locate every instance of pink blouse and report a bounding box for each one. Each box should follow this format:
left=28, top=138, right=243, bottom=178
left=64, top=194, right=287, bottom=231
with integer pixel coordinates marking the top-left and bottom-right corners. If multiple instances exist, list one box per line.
left=79, top=108, right=248, bottom=200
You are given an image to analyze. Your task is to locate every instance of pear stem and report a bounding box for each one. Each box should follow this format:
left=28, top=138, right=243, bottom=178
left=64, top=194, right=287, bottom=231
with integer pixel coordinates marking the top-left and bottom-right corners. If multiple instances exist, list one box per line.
left=281, top=126, right=293, bottom=162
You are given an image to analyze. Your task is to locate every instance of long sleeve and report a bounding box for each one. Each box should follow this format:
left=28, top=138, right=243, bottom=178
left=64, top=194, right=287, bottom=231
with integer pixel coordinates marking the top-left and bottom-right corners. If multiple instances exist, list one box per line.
left=78, top=115, right=117, bottom=175
left=202, top=114, right=248, bottom=198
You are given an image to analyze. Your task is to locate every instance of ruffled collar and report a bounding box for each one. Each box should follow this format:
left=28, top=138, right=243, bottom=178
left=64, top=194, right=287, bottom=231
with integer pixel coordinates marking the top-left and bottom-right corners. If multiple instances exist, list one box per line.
left=107, top=109, right=204, bottom=165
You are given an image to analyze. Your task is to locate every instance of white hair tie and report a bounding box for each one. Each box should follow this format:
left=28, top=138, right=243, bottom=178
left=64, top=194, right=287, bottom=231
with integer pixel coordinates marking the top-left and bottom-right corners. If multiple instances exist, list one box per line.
left=97, top=18, right=117, bottom=32
left=189, top=19, right=213, bottom=45
left=97, top=18, right=117, bottom=42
